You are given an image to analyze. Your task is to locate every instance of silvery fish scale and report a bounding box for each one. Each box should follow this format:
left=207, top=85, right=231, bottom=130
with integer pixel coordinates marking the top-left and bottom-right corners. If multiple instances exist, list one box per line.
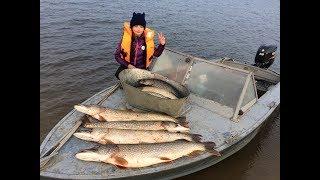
left=119, top=68, right=190, bottom=117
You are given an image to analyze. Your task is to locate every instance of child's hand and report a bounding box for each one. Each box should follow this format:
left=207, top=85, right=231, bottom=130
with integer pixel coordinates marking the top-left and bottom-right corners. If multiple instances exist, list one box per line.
left=158, top=32, right=166, bottom=45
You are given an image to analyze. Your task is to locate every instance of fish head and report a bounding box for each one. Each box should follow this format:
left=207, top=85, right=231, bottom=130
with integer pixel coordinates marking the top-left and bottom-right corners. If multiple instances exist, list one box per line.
left=76, top=145, right=119, bottom=162
left=75, top=145, right=102, bottom=162
left=74, top=104, right=104, bottom=116
left=73, top=129, right=97, bottom=142
left=162, top=122, right=190, bottom=133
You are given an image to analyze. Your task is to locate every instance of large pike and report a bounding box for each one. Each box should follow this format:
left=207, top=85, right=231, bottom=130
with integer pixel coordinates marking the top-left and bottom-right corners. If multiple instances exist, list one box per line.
left=74, top=104, right=186, bottom=124
left=75, top=140, right=220, bottom=168
left=139, top=79, right=180, bottom=97
left=139, top=86, right=178, bottom=99
left=73, top=128, right=199, bottom=144
left=152, top=74, right=190, bottom=98
left=83, top=121, right=190, bottom=133
left=119, top=68, right=189, bottom=97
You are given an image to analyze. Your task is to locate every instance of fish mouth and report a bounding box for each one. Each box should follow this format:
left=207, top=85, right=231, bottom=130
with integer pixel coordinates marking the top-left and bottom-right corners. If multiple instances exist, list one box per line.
left=76, top=145, right=102, bottom=162
left=73, top=131, right=95, bottom=142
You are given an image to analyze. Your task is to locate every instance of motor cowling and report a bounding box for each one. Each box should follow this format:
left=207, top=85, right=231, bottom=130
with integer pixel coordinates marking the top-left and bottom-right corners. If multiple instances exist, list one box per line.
left=253, top=45, right=277, bottom=69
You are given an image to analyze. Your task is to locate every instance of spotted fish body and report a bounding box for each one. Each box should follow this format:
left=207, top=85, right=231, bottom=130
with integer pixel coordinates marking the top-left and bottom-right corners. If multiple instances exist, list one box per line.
left=139, top=79, right=180, bottom=97
left=144, top=91, right=170, bottom=99
left=74, top=104, right=186, bottom=124
left=83, top=121, right=190, bottom=133
left=73, top=128, right=200, bottom=144
left=75, top=140, right=220, bottom=168
left=139, top=86, right=178, bottom=99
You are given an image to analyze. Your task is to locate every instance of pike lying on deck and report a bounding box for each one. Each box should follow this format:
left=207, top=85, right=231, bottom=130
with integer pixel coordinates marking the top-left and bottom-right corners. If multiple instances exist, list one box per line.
left=74, top=104, right=187, bottom=124
left=74, top=128, right=200, bottom=144
left=75, top=140, right=221, bottom=168
left=83, top=121, right=190, bottom=133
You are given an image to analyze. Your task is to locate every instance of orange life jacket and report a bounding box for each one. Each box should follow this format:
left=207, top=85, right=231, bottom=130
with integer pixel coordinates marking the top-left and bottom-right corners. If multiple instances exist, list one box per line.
left=120, top=22, right=155, bottom=68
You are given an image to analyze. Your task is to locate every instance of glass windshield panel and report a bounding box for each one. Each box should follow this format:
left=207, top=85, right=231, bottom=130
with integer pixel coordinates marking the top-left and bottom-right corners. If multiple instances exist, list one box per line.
left=241, top=77, right=256, bottom=108
left=151, top=49, right=192, bottom=83
left=186, top=61, right=248, bottom=110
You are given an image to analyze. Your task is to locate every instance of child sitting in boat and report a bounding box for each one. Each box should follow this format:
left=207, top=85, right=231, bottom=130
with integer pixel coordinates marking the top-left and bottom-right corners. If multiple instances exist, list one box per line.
left=114, top=12, right=166, bottom=79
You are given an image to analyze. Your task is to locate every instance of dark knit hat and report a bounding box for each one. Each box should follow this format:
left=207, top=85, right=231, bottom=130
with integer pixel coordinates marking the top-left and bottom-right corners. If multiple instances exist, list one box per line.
left=130, top=12, right=146, bottom=29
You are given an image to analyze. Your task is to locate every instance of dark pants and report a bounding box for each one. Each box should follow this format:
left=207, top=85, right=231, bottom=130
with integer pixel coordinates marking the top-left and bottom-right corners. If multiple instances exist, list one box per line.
left=115, top=65, right=127, bottom=79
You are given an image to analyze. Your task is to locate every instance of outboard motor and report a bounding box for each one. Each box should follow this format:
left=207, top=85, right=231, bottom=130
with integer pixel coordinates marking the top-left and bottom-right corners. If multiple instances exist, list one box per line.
left=253, top=45, right=277, bottom=69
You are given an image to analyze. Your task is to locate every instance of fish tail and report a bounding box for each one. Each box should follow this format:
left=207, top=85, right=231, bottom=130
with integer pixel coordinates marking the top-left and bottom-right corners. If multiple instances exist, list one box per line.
left=86, top=115, right=97, bottom=122
left=81, top=116, right=92, bottom=127
left=176, top=116, right=188, bottom=125
left=203, top=142, right=221, bottom=157
left=179, top=121, right=189, bottom=128
left=73, top=130, right=93, bottom=141
left=190, top=134, right=202, bottom=142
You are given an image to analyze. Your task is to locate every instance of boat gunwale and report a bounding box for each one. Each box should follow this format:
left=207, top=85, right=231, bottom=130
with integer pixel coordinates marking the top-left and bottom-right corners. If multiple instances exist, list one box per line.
left=216, top=58, right=280, bottom=84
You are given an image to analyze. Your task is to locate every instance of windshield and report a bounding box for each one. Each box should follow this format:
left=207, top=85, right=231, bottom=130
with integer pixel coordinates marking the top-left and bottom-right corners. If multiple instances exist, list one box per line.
left=151, top=48, right=257, bottom=119
left=151, top=49, right=192, bottom=83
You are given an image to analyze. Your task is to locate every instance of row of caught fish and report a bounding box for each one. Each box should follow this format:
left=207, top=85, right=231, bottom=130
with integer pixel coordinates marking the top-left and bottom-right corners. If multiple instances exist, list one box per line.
left=73, top=104, right=192, bottom=144
left=73, top=104, right=220, bottom=168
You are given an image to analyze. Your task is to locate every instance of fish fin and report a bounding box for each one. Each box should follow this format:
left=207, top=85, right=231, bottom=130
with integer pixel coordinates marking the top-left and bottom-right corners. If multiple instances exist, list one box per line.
left=176, top=116, right=188, bottom=125
left=80, top=116, right=91, bottom=126
left=116, top=165, right=127, bottom=169
left=179, top=121, right=189, bottom=128
left=81, top=116, right=97, bottom=128
left=159, top=157, right=171, bottom=161
left=190, top=134, right=202, bottom=142
left=173, top=139, right=189, bottom=143
left=103, top=159, right=127, bottom=169
left=207, top=149, right=221, bottom=157
left=187, top=150, right=203, bottom=157
left=113, top=156, right=128, bottom=167
left=160, top=121, right=166, bottom=128
left=203, top=141, right=221, bottom=157
left=203, top=141, right=216, bottom=149
left=160, top=157, right=172, bottom=164
left=97, top=139, right=107, bottom=144
left=105, top=139, right=115, bottom=144
left=93, top=114, right=105, bottom=121
left=126, top=108, right=135, bottom=112
left=99, top=138, right=114, bottom=144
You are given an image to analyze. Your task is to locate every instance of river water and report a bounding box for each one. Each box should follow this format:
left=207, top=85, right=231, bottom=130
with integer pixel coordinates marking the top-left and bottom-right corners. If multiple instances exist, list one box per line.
left=40, top=0, right=280, bottom=179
